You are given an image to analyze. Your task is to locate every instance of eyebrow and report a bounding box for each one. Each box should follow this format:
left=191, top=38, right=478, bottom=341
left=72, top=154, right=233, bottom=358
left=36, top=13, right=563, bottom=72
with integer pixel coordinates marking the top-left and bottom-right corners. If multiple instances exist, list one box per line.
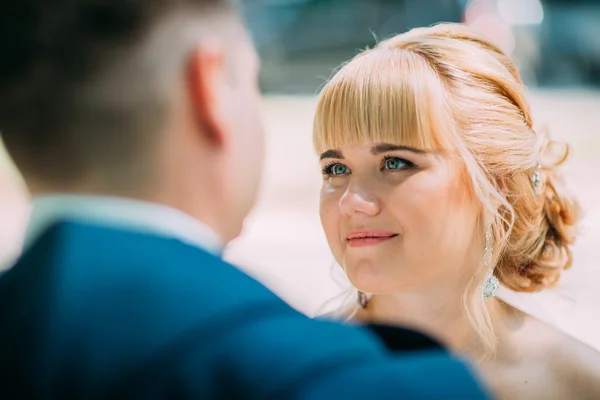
left=319, top=149, right=344, bottom=160
left=370, top=143, right=425, bottom=155
left=319, top=143, right=425, bottom=160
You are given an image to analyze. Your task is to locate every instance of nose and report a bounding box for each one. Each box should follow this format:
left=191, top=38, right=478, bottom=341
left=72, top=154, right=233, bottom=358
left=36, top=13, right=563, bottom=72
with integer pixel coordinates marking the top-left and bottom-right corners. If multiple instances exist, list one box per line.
left=339, top=180, right=381, bottom=217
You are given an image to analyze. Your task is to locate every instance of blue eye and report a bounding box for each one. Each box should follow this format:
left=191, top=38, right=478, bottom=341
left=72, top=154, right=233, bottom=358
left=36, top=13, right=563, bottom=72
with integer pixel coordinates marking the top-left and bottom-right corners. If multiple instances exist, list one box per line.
left=383, top=157, right=411, bottom=170
left=332, top=164, right=349, bottom=175
left=323, top=163, right=350, bottom=176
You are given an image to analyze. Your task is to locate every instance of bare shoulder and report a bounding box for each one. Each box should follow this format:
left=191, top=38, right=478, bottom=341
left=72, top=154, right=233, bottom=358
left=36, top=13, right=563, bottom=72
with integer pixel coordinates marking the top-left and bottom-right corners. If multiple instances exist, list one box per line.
left=499, top=307, right=600, bottom=398
left=546, top=321, right=600, bottom=393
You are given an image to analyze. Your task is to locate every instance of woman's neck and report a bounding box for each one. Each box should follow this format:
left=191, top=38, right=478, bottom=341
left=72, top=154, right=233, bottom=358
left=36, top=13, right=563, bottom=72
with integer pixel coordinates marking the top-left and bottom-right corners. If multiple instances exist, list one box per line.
left=355, top=290, right=516, bottom=360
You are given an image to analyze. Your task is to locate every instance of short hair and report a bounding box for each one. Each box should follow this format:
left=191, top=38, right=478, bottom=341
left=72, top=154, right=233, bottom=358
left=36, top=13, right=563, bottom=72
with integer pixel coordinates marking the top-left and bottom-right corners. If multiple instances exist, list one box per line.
left=0, top=0, right=235, bottom=186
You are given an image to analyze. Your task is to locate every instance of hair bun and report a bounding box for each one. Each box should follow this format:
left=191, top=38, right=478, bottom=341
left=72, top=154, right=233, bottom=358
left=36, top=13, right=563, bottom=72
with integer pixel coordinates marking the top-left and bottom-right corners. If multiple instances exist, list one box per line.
left=501, top=141, right=579, bottom=292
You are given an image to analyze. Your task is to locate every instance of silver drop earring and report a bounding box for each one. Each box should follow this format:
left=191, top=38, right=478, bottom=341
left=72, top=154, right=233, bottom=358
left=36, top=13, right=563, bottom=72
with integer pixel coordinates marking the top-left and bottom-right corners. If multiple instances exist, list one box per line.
left=482, top=228, right=499, bottom=299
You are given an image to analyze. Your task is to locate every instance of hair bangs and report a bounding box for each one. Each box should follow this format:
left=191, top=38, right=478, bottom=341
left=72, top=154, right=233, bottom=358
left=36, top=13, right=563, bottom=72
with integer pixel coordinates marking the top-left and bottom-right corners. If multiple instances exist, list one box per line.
left=313, top=48, right=456, bottom=155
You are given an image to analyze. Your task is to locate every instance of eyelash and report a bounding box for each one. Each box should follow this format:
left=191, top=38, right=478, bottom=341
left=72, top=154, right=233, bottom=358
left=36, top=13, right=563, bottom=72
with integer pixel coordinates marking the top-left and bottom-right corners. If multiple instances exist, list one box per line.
left=322, top=156, right=415, bottom=176
left=382, top=156, right=415, bottom=170
left=321, top=161, right=341, bottom=175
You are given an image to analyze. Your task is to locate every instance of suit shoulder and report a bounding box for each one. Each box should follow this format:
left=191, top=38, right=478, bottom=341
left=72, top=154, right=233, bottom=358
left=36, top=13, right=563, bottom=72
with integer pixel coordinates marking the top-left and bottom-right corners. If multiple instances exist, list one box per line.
left=20, top=220, right=277, bottom=304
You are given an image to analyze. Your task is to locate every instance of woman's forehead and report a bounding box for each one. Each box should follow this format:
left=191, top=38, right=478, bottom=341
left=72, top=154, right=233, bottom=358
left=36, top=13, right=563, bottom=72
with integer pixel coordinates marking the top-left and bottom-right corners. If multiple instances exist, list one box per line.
left=320, top=142, right=428, bottom=158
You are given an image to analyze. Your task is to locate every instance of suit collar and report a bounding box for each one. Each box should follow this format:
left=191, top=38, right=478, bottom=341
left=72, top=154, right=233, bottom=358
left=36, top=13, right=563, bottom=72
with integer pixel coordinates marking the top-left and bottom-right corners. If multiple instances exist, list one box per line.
left=25, top=194, right=223, bottom=256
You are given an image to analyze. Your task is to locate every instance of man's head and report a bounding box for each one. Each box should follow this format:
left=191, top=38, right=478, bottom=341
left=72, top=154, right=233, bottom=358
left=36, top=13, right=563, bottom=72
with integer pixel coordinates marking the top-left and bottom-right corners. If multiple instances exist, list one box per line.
left=0, top=0, right=265, bottom=242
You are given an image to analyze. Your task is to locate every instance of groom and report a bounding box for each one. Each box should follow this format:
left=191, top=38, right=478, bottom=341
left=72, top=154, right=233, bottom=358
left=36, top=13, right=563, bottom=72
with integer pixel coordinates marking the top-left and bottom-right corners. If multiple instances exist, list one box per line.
left=0, top=1, right=489, bottom=398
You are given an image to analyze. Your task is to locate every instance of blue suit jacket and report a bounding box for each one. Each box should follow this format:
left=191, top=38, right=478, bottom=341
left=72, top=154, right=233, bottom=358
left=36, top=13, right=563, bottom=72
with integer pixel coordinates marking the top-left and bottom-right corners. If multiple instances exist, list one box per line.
left=0, top=221, right=489, bottom=399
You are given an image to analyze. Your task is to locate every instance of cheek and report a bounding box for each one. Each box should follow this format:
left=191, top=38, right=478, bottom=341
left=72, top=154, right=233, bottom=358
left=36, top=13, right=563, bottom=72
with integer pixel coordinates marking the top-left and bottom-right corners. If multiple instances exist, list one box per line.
left=238, top=96, right=264, bottom=175
left=393, top=172, right=476, bottom=257
left=388, top=171, right=470, bottom=237
left=386, top=176, right=441, bottom=223
left=319, top=187, right=342, bottom=247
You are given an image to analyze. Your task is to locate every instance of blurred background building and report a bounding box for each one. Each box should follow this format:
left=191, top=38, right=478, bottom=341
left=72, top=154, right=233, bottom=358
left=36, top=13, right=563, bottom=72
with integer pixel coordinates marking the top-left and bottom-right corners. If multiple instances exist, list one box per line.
left=240, top=0, right=600, bottom=93
left=0, top=0, right=599, bottom=343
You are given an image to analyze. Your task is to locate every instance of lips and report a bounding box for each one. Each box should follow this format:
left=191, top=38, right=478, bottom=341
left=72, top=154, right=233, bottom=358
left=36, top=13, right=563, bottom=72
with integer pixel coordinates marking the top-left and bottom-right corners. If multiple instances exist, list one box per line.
left=346, top=230, right=399, bottom=248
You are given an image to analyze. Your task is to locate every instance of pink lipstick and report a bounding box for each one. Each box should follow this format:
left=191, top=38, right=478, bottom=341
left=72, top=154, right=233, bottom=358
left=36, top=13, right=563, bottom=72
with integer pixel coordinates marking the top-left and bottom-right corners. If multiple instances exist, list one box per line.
left=346, top=230, right=398, bottom=248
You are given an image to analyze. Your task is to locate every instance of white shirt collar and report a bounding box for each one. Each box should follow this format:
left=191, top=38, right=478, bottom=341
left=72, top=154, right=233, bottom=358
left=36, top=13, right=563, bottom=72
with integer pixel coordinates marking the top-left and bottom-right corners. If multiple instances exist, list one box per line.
left=25, top=195, right=223, bottom=256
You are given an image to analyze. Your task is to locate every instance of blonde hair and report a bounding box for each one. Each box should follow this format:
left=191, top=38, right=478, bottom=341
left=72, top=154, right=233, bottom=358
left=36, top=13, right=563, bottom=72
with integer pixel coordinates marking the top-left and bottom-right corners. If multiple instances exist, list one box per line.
left=313, top=23, right=579, bottom=354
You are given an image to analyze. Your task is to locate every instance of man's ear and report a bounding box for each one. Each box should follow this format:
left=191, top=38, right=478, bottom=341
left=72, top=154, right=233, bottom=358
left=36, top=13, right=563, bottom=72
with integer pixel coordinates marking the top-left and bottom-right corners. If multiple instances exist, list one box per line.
left=186, top=42, right=229, bottom=147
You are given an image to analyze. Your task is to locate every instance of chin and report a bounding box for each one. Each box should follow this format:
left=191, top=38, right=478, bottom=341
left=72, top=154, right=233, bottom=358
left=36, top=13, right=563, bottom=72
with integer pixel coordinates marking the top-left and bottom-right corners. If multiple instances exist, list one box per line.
left=344, top=260, right=394, bottom=294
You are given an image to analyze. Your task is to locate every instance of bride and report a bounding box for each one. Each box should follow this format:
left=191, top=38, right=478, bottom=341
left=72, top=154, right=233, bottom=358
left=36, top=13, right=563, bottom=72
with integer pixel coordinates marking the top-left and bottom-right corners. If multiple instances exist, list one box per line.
left=312, top=22, right=599, bottom=390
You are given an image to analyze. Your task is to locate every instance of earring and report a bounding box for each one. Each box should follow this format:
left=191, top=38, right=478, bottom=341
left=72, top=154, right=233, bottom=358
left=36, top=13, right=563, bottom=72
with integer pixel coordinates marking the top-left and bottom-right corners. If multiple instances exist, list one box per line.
left=482, top=228, right=499, bottom=299
left=483, top=272, right=499, bottom=299
left=357, top=291, right=369, bottom=308
left=532, top=163, right=542, bottom=194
